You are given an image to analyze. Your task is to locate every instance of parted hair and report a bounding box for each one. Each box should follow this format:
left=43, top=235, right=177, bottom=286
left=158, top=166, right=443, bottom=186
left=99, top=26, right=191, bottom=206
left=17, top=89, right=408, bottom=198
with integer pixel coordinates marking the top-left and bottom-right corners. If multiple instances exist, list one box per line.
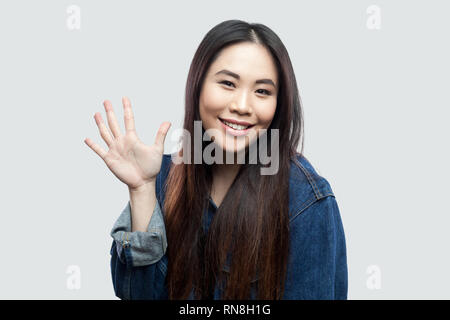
left=163, top=19, right=304, bottom=299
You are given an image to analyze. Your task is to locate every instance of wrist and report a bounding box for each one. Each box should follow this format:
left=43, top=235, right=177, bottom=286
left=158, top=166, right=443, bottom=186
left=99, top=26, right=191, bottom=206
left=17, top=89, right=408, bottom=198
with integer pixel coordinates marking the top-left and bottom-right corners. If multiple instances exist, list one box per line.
left=128, top=181, right=156, bottom=194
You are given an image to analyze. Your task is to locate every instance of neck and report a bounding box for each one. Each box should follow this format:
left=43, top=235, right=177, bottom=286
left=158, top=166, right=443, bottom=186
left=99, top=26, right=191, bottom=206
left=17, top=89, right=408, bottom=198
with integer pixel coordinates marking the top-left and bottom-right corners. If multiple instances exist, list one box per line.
left=212, top=161, right=242, bottom=180
left=209, top=161, right=241, bottom=207
left=212, top=148, right=244, bottom=178
left=209, top=150, right=243, bottom=204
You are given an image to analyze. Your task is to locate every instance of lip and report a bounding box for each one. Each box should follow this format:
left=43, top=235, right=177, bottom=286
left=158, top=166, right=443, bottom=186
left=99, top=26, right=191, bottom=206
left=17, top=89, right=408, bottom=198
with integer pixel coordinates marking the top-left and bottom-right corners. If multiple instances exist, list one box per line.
left=218, top=118, right=253, bottom=136
left=219, top=117, right=254, bottom=126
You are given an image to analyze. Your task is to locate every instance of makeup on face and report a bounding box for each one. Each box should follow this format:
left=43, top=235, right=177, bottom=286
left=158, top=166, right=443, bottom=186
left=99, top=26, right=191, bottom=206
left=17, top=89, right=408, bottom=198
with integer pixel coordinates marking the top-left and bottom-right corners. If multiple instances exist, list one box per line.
left=199, top=42, right=278, bottom=153
left=218, top=117, right=254, bottom=136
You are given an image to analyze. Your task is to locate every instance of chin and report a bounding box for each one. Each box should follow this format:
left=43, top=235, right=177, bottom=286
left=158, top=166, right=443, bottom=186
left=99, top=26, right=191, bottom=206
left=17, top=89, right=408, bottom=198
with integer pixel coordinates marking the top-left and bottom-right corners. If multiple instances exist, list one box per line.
left=217, top=141, right=248, bottom=156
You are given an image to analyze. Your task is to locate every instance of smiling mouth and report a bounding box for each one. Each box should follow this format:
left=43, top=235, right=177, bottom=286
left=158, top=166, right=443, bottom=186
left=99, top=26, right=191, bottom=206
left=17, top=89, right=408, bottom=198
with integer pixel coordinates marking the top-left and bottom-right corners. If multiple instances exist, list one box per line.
left=218, top=118, right=255, bottom=130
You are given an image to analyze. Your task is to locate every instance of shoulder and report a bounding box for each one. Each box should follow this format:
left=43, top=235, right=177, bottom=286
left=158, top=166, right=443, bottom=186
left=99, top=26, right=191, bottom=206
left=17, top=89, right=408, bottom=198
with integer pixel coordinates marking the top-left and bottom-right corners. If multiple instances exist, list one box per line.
left=288, top=153, right=336, bottom=222
left=160, top=153, right=175, bottom=179
left=157, top=152, right=338, bottom=223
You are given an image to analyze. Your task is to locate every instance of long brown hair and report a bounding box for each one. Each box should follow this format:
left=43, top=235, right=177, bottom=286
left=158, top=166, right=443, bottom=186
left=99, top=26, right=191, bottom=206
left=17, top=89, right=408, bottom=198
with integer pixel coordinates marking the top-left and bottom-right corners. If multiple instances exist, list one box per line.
left=163, top=20, right=304, bottom=299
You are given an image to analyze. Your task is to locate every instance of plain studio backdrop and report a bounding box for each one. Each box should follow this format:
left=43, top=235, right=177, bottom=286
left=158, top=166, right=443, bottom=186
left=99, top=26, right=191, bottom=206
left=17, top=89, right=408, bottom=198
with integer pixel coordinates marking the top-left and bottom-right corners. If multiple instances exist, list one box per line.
left=0, top=0, right=448, bottom=299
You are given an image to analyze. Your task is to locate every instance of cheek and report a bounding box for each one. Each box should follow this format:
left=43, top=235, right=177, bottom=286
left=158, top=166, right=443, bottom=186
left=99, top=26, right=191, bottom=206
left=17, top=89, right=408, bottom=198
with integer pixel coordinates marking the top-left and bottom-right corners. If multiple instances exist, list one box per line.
left=200, top=85, right=227, bottom=114
left=199, top=88, right=225, bottom=129
left=257, top=102, right=277, bottom=127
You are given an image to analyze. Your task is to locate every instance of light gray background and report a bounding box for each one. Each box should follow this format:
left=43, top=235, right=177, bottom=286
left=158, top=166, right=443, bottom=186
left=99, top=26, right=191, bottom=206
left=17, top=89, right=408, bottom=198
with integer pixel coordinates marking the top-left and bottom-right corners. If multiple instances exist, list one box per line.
left=0, top=0, right=448, bottom=299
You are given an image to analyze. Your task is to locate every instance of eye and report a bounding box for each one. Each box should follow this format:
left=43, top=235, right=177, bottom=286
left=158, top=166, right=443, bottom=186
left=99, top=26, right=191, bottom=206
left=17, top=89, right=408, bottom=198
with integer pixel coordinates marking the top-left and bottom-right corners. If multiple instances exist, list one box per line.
left=219, top=80, right=235, bottom=87
left=219, top=81, right=272, bottom=96
left=256, top=89, right=272, bottom=96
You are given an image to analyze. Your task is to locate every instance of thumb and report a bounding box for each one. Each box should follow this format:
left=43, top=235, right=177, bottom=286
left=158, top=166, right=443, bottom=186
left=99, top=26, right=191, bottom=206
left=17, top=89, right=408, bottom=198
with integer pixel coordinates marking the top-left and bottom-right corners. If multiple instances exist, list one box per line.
left=154, top=122, right=171, bottom=152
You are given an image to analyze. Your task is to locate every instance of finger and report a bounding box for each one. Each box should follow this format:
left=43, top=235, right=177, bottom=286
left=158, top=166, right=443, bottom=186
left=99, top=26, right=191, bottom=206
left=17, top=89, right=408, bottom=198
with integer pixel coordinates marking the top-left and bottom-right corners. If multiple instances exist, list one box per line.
left=84, top=137, right=108, bottom=160
left=154, top=122, right=171, bottom=152
left=122, top=96, right=136, bottom=133
left=94, top=112, right=114, bottom=148
left=103, top=100, right=123, bottom=139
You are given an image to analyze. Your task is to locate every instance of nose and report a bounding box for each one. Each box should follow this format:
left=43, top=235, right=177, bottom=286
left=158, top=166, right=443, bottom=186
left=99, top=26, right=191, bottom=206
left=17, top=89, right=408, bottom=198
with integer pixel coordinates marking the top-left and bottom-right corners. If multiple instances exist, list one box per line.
left=229, top=90, right=252, bottom=114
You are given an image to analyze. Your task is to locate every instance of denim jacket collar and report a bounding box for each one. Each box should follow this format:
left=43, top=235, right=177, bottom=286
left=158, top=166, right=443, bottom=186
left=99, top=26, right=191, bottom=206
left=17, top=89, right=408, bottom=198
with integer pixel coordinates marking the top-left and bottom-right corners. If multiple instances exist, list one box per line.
left=157, top=152, right=335, bottom=224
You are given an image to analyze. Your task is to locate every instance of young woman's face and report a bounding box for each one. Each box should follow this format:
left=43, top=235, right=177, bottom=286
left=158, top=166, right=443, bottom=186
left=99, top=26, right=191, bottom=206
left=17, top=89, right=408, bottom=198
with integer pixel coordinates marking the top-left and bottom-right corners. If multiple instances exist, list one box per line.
left=199, top=42, right=278, bottom=156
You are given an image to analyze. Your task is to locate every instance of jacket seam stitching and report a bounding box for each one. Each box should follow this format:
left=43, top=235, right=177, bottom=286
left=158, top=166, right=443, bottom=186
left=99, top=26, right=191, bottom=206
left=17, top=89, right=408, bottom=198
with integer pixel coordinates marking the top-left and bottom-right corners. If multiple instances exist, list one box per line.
left=289, top=194, right=335, bottom=223
left=297, top=161, right=322, bottom=199
left=158, top=259, right=167, bottom=274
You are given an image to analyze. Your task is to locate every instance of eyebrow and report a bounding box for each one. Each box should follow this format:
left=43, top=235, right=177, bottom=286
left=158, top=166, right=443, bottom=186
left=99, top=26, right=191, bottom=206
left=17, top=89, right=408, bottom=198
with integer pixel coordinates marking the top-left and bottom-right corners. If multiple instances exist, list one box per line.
left=214, top=69, right=277, bottom=89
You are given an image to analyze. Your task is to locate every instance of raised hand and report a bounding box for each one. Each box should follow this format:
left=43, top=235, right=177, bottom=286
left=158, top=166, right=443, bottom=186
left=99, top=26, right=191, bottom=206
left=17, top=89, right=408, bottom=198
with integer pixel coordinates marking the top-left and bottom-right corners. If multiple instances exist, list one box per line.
left=84, top=97, right=171, bottom=190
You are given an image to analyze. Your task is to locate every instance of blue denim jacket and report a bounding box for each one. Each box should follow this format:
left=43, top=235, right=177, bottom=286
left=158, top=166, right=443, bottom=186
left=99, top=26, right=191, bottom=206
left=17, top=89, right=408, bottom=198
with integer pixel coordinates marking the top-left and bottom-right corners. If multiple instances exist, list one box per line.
left=110, top=153, right=348, bottom=300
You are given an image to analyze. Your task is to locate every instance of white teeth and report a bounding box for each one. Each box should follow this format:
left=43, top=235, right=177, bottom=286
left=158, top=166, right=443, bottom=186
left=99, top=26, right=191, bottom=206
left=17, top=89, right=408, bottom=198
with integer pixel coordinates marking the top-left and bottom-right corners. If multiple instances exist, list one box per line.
left=222, top=120, right=249, bottom=130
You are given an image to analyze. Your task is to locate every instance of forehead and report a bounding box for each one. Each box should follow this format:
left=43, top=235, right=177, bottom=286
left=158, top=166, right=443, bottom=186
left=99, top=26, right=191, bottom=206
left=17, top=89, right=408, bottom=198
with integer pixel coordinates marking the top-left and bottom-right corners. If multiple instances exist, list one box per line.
left=208, top=42, right=278, bottom=81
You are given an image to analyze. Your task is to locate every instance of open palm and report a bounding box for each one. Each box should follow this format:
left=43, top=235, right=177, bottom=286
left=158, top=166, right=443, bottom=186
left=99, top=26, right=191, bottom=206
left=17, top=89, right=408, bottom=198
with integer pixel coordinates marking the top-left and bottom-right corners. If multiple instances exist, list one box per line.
left=84, top=97, right=171, bottom=190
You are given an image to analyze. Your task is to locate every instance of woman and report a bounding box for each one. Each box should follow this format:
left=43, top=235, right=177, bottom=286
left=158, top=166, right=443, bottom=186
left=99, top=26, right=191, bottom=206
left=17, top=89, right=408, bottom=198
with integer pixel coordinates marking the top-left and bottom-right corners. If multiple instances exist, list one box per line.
left=85, top=20, right=348, bottom=300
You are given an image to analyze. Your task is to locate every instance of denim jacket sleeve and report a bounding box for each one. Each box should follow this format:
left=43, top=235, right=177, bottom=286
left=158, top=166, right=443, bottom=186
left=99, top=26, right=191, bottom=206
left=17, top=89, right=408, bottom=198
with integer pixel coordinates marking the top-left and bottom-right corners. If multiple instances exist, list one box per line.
left=110, top=200, right=167, bottom=268
left=110, top=199, right=169, bottom=300
left=284, top=195, right=348, bottom=300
